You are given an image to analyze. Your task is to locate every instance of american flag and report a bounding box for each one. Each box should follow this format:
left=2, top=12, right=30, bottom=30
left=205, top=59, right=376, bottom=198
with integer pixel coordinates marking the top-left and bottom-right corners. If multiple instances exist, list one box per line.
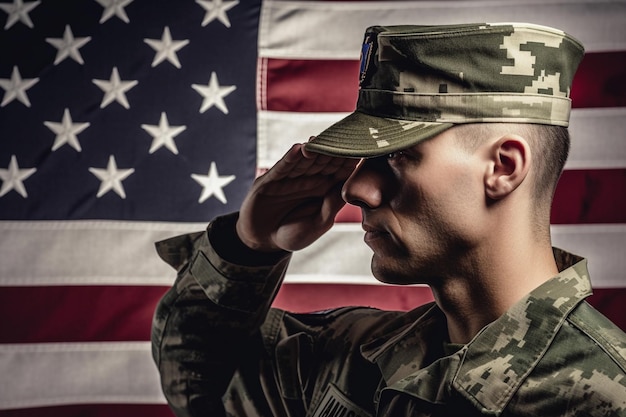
left=0, top=1, right=624, bottom=416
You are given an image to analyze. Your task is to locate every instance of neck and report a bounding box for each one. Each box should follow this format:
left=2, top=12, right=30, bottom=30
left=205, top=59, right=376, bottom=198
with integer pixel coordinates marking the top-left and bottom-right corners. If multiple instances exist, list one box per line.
left=431, top=228, right=558, bottom=345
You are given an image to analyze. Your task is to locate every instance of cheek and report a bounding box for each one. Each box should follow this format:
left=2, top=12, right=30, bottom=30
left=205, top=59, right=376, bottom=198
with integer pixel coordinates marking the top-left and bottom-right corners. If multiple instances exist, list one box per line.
left=433, top=171, right=485, bottom=239
left=417, top=170, right=482, bottom=233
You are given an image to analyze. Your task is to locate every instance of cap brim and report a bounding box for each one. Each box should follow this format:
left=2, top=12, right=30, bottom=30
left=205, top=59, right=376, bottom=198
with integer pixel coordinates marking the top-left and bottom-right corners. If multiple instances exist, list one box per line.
left=305, top=111, right=454, bottom=158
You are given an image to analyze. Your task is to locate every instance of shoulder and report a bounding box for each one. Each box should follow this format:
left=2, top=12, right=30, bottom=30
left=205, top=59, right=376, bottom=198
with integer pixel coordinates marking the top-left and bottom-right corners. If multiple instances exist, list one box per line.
left=263, top=305, right=411, bottom=342
left=566, top=301, right=626, bottom=371
left=511, top=301, right=626, bottom=413
left=499, top=302, right=626, bottom=415
left=261, top=303, right=436, bottom=352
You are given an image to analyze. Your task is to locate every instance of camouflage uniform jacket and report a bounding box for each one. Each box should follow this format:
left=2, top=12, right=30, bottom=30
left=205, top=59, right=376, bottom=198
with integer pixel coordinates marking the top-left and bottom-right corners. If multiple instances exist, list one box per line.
left=152, top=213, right=626, bottom=417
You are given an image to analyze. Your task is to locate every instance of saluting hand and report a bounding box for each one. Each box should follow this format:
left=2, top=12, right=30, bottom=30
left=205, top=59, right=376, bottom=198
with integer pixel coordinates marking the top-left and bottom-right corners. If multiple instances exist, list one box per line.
left=236, top=141, right=358, bottom=252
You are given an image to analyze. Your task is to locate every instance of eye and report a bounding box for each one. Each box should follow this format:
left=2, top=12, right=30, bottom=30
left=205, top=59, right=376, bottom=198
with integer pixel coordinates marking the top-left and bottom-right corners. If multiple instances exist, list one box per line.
left=385, top=149, right=421, bottom=166
left=386, top=150, right=405, bottom=160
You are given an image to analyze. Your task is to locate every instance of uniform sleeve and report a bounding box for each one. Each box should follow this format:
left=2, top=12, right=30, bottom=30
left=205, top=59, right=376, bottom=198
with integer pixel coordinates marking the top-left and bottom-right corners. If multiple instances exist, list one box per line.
left=151, top=212, right=292, bottom=417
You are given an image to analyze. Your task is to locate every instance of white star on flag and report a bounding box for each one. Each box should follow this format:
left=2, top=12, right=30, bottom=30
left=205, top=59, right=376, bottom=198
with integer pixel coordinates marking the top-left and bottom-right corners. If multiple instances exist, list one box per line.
left=191, top=161, right=235, bottom=204
left=0, top=0, right=40, bottom=30
left=44, top=108, right=91, bottom=152
left=144, top=26, right=189, bottom=69
left=192, top=71, right=236, bottom=114
left=89, top=155, right=135, bottom=199
left=92, top=67, right=138, bottom=109
left=95, top=0, right=133, bottom=24
left=0, top=155, right=36, bottom=198
left=196, top=0, right=239, bottom=28
left=141, top=112, right=187, bottom=154
left=0, top=66, right=39, bottom=107
left=45, top=25, right=91, bottom=65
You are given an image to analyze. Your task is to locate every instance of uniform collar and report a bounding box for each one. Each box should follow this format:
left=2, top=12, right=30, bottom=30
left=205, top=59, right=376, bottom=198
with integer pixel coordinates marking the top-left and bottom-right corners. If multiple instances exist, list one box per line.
left=362, top=250, right=590, bottom=414
left=361, top=302, right=448, bottom=381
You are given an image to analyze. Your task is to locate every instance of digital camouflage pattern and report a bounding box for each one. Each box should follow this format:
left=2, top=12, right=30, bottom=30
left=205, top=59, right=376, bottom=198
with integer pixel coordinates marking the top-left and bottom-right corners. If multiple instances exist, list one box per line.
left=306, top=23, right=585, bottom=158
left=152, top=214, right=626, bottom=417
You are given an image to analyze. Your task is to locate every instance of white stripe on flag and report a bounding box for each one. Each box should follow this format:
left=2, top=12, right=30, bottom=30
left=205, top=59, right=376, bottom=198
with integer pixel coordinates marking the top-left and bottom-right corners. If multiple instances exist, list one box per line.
left=567, top=107, right=626, bottom=169
left=257, top=111, right=350, bottom=168
left=0, top=342, right=165, bottom=410
left=1, top=221, right=624, bottom=288
left=289, top=223, right=626, bottom=288
left=258, top=108, right=626, bottom=170
left=259, top=0, right=626, bottom=59
left=0, top=221, right=205, bottom=287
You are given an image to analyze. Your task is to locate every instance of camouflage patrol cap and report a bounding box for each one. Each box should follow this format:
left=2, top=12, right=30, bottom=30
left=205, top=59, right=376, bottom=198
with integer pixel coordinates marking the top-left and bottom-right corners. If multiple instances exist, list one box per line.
left=305, top=23, right=585, bottom=158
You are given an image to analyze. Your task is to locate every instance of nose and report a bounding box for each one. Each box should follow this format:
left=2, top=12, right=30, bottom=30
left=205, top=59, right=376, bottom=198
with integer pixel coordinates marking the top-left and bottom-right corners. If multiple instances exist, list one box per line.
left=341, top=158, right=386, bottom=209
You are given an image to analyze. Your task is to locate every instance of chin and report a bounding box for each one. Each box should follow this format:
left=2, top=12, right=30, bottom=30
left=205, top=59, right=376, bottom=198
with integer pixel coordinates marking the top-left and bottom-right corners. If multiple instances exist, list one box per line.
left=377, top=277, right=417, bottom=286
left=371, top=264, right=418, bottom=285
left=371, top=257, right=432, bottom=286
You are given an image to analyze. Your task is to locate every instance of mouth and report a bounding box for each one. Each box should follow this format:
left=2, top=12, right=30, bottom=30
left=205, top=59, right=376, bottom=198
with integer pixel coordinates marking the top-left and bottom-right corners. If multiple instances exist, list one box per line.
left=362, top=223, right=390, bottom=245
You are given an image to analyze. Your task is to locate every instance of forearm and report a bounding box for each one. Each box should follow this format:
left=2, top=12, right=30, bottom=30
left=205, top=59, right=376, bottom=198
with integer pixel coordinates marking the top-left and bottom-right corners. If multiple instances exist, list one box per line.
left=151, top=213, right=291, bottom=416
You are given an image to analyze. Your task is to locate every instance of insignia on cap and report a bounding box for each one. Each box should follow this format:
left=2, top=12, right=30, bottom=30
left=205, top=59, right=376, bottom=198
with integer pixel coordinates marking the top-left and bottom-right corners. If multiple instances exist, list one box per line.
left=359, top=34, right=375, bottom=86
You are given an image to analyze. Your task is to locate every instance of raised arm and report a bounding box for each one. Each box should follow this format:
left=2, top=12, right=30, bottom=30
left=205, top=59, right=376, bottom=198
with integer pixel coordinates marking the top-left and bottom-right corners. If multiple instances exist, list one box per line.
left=152, top=142, right=357, bottom=417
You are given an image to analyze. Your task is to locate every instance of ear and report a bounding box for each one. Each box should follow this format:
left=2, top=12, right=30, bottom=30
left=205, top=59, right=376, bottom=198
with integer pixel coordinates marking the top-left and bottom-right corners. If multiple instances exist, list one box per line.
left=484, top=135, right=531, bottom=200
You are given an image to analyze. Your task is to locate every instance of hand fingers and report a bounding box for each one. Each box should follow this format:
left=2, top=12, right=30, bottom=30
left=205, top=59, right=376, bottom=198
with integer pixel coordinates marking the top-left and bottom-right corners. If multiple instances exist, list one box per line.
left=319, top=156, right=359, bottom=179
left=268, top=142, right=357, bottom=180
left=303, top=136, right=359, bottom=178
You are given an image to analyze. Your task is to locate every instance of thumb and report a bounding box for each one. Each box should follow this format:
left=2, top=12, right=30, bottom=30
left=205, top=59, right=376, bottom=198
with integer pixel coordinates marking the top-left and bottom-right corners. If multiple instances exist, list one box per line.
left=319, top=182, right=347, bottom=230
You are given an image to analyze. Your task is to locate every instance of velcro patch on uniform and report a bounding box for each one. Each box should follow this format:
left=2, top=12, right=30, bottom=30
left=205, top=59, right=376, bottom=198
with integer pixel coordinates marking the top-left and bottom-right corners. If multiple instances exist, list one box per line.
left=311, top=383, right=373, bottom=417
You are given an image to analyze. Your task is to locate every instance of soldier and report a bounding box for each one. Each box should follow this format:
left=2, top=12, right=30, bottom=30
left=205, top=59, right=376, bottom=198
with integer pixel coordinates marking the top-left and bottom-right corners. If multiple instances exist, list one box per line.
left=152, top=23, right=626, bottom=416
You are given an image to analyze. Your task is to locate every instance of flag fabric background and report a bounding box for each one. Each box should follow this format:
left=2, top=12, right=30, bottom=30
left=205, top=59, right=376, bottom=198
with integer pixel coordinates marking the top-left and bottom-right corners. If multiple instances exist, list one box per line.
left=0, top=1, right=624, bottom=416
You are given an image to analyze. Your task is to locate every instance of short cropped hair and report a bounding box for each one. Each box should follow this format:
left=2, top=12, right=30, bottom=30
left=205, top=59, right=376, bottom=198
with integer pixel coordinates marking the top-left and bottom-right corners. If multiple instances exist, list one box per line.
left=452, top=123, right=570, bottom=203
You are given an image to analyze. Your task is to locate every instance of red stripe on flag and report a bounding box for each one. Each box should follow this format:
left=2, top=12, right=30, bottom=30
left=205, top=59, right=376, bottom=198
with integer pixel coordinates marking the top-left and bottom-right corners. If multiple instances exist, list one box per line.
left=274, top=284, right=626, bottom=331
left=4, top=284, right=431, bottom=344
left=262, top=52, right=626, bottom=112
left=551, top=169, right=626, bottom=224
left=1, top=286, right=169, bottom=344
left=571, top=51, right=626, bottom=108
left=263, top=58, right=359, bottom=112
left=0, top=404, right=174, bottom=417
left=4, top=256, right=625, bottom=345
left=587, top=288, right=626, bottom=332
left=335, top=203, right=362, bottom=223
left=273, top=283, right=434, bottom=312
